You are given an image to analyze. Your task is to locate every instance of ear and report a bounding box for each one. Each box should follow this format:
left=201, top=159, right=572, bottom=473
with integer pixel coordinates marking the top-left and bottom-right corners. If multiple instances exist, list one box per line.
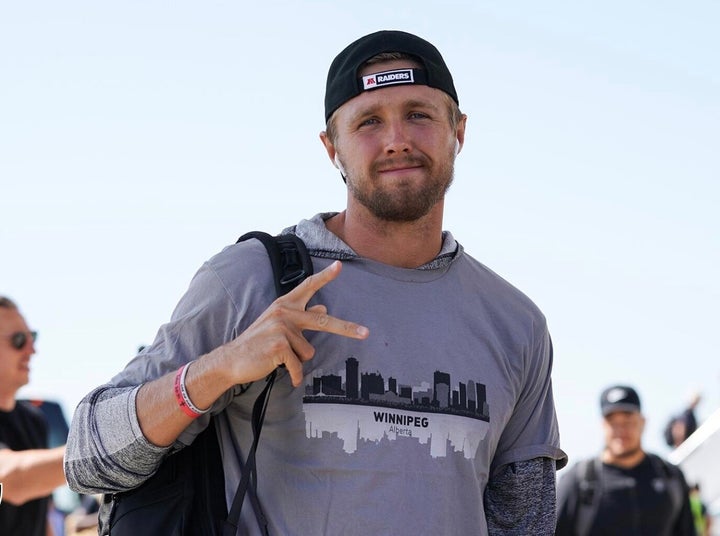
left=320, top=131, right=347, bottom=183
left=454, top=113, right=468, bottom=155
left=319, top=131, right=337, bottom=166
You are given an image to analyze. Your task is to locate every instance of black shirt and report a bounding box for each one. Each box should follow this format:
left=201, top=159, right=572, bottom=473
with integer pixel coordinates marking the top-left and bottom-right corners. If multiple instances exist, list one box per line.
left=556, top=454, right=696, bottom=536
left=0, top=401, right=50, bottom=536
left=591, top=456, right=679, bottom=535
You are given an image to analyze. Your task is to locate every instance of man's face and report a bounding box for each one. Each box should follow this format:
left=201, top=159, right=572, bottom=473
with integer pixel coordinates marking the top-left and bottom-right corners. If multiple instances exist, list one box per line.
left=0, top=308, right=36, bottom=395
left=602, top=410, right=645, bottom=459
left=325, top=59, right=465, bottom=222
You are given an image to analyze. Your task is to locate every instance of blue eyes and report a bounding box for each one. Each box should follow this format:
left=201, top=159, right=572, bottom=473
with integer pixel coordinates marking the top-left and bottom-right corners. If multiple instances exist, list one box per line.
left=358, top=113, right=429, bottom=128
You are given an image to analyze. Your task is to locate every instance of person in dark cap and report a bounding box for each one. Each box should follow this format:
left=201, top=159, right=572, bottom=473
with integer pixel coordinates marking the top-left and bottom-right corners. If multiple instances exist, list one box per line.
left=65, top=30, right=566, bottom=534
left=555, top=384, right=696, bottom=535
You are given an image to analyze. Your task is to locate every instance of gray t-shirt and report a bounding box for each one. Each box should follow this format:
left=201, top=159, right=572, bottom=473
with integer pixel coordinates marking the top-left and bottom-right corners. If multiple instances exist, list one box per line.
left=65, top=213, right=567, bottom=535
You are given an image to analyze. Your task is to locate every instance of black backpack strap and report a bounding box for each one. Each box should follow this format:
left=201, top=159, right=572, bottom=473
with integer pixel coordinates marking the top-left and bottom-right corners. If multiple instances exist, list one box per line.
left=646, top=453, right=686, bottom=518
left=237, top=231, right=313, bottom=297
left=223, top=369, right=277, bottom=536
left=575, top=457, right=602, bottom=536
left=223, top=232, right=312, bottom=536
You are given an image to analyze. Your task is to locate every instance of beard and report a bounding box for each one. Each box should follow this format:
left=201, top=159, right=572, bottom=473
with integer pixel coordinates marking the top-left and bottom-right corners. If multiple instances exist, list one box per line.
left=610, top=445, right=643, bottom=459
left=345, top=151, right=455, bottom=222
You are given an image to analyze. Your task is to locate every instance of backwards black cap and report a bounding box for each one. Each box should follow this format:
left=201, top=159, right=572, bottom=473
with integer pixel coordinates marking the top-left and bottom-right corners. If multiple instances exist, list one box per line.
left=324, top=30, right=459, bottom=122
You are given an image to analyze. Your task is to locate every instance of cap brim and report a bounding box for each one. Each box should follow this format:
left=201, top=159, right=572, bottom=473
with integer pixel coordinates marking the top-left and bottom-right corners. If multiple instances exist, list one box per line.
left=602, top=403, right=641, bottom=416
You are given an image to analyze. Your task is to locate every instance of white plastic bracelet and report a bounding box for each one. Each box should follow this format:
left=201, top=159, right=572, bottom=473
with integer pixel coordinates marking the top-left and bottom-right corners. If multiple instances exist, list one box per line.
left=174, top=362, right=209, bottom=418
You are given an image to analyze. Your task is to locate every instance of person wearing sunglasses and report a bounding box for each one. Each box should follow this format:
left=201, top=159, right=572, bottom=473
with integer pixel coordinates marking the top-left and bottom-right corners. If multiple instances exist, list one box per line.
left=0, top=296, right=67, bottom=536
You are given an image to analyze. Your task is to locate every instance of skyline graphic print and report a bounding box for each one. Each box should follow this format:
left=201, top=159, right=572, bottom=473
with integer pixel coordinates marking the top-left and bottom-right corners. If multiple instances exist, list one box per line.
left=303, top=356, right=490, bottom=459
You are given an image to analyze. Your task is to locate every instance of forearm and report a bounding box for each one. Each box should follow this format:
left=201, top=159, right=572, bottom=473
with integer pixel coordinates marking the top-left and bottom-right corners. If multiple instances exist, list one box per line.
left=136, top=309, right=331, bottom=447
left=0, top=445, right=66, bottom=505
left=66, top=354, right=242, bottom=493
left=136, top=355, right=236, bottom=447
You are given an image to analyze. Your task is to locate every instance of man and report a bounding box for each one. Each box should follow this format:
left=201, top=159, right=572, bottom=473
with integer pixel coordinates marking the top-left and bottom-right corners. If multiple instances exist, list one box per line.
left=65, top=30, right=567, bottom=534
left=555, top=385, right=695, bottom=535
left=0, top=296, right=67, bottom=536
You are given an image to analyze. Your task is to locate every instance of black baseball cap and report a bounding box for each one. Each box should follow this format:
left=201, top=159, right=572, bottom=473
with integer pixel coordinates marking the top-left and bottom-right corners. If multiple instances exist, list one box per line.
left=324, top=30, right=459, bottom=121
left=600, top=385, right=642, bottom=416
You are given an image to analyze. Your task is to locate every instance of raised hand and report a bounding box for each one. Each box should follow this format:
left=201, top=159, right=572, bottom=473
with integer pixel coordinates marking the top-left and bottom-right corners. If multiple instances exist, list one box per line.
left=213, top=260, right=369, bottom=387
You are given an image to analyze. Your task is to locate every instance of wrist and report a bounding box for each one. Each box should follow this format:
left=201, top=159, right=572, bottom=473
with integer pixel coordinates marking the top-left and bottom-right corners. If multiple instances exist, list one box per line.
left=173, top=361, right=210, bottom=418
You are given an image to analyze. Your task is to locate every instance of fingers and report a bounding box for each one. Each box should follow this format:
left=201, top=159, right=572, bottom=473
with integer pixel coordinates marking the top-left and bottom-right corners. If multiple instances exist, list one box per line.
left=282, top=353, right=306, bottom=387
left=284, top=260, right=344, bottom=309
left=280, top=262, right=369, bottom=339
left=224, top=261, right=370, bottom=388
left=274, top=305, right=368, bottom=342
left=307, top=307, right=369, bottom=339
left=282, top=308, right=368, bottom=387
left=261, top=327, right=317, bottom=387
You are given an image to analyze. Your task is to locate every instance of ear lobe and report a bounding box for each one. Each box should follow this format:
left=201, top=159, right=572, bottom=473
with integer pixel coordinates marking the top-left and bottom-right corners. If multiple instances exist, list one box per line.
left=454, top=140, right=461, bottom=155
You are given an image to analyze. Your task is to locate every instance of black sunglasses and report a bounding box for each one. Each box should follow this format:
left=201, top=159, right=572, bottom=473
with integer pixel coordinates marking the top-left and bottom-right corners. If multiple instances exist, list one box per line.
left=9, top=331, right=37, bottom=350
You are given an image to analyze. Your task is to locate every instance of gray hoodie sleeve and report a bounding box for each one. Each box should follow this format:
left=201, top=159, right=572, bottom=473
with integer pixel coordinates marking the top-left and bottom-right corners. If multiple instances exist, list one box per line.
left=485, top=457, right=559, bottom=535
left=64, top=243, right=273, bottom=494
left=64, top=384, right=172, bottom=494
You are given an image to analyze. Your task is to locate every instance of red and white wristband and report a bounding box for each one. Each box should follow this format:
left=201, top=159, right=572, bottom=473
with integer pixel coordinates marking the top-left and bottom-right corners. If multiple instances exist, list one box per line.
left=173, top=361, right=209, bottom=419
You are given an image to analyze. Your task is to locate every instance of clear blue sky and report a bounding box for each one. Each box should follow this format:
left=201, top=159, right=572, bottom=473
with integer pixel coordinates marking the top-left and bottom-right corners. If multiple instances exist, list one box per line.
left=2, top=1, right=718, bottom=469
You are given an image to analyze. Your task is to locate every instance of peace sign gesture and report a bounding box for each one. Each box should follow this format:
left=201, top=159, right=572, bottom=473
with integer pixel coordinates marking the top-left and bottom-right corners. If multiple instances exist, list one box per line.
left=216, top=260, right=369, bottom=387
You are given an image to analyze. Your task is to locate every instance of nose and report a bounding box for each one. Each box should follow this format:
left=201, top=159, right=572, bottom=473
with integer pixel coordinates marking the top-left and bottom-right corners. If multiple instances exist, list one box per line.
left=383, top=120, right=411, bottom=155
left=25, top=332, right=37, bottom=355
